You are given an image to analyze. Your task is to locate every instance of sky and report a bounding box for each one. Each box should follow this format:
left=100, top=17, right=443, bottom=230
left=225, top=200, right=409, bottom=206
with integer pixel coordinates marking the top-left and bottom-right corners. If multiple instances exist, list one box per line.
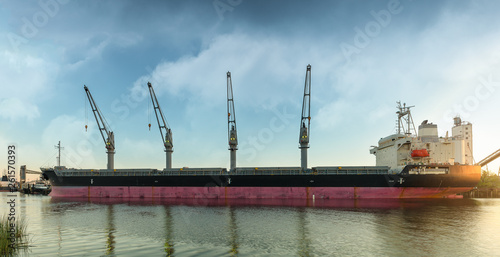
left=1, top=0, right=500, bottom=179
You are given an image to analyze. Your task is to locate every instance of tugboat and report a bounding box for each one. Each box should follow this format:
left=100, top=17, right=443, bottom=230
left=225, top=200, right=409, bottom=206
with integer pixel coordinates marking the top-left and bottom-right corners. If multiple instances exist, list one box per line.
left=19, top=165, right=51, bottom=195
left=21, top=180, right=52, bottom=195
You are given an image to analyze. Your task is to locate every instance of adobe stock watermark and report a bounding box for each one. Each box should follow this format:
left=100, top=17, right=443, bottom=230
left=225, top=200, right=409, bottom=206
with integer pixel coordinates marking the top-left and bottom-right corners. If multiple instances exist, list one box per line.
left=442, top=73, right=499, bottom=121
left=110, top=65, right=160, bottom=121
left=340, top=0, right=404, bottom=63
left=213, top=0, right=242, bottom=21
left=7, top=0, right=70, bottom=52
left=110, top=82, right=149, bottom=120
left=239, top=106, right=295, bottom=162
left=6, top=145, right=18, bottom=254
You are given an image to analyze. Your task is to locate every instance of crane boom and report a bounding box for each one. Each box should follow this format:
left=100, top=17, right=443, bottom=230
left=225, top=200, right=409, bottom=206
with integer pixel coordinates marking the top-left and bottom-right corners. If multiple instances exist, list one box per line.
left=147, top=82, right=174, bottom=169
left=227, top=71, right=238, bottom=171
left=84, top=85, right=115, bottom=170
left=477, top=148, right=500, bottom=167
left=299, top=64, right=311, bottom=171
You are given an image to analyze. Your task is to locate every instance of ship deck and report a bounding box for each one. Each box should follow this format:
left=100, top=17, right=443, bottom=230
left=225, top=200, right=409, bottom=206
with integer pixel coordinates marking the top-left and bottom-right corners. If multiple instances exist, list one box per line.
left=48, top=166, right=394, bottom=177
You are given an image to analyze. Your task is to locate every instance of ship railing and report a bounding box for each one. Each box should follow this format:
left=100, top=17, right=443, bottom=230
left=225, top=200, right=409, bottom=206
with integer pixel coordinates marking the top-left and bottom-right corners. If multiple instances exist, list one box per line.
left=231, top=167, right=392, bottom=175
left=311, top=166, right=392, bottom=175
left=56, top=168, right=230, bottom=177
left=160, top=168, right=228, bottom=176
left=55, top=166, right=393, bottom=176
left=57, top=169, right=160, bottom=177
left=234, top=167, right=303, bottom=175
left=407, top=166, right=448, bottom=175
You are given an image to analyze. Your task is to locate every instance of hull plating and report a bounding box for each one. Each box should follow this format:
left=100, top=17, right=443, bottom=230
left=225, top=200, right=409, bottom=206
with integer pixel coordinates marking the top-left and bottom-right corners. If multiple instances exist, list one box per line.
left=50, top=186, right=472, bottom=199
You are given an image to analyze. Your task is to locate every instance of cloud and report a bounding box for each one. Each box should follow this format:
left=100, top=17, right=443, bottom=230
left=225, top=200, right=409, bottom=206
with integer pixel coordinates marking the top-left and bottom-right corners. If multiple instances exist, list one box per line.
left=133, top=33, right=341, bottom=110
left=0, top=50, right=59, bottom=120
left=118, top=137, right=161, bottom=168
left=0, top=50, right=58, bottom=95
left=315, top=99, right=359, bottom=131
left=41, top=114, right=104, bottom=168
left=0, top=98, right=40, bottom=120
left=65, top=32, right=143, bottom=70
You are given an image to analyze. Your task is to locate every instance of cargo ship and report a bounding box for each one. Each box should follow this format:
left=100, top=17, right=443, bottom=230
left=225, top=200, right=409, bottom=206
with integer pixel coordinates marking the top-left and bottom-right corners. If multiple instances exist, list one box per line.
left=41, top=66, right=483, bottom=199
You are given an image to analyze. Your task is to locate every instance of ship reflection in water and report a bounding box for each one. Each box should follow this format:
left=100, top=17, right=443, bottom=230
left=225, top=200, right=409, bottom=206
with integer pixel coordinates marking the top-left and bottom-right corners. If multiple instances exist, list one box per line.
left=6, top=193, right=500, bottom=256
left=105, top=205, right=115, bottom=256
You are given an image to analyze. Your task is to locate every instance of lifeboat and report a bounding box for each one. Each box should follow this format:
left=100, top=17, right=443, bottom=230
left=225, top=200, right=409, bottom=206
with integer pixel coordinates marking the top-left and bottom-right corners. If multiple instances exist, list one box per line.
left=411, top=149, right=429, bottom=157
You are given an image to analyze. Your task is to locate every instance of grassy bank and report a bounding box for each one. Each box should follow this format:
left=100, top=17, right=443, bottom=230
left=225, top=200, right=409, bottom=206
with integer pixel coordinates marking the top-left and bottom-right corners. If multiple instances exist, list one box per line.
left=0, top=215, right=28, bottom=256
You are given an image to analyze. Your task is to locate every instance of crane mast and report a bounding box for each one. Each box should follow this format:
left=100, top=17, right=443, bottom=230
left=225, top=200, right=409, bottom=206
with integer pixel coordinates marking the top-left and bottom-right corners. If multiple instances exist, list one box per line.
left=147, top=82, right=174, bottom=169
left=299, top=65, right=311, bottom=171
left=84, top=85, right=115, bottom=170
left=227, top=71, right=238, bottom=172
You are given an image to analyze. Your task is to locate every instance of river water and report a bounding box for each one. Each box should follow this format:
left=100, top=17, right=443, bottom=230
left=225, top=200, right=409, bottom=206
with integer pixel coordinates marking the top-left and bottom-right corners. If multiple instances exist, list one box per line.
left=2, top=192, right=500, bottom=256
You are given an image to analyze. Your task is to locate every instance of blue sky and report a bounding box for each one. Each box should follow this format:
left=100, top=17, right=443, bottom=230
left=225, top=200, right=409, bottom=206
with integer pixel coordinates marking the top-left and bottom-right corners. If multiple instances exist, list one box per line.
left=1, top=0, right=500, bottom=176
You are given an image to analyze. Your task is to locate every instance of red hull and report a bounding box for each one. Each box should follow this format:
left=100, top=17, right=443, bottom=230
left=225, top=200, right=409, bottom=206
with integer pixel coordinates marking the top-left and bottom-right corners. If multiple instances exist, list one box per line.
left=50, top=186, right=472, bottom=199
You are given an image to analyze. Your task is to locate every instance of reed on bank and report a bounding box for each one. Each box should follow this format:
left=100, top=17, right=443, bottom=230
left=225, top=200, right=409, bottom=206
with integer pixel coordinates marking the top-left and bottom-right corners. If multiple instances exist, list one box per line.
left=0, top=215, right=28, bottom=256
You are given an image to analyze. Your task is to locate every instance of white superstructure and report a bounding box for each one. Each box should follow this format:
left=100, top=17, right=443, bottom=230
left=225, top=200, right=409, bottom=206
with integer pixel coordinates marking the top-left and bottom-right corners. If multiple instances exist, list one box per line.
left=370, top=102, right=473, bottom=170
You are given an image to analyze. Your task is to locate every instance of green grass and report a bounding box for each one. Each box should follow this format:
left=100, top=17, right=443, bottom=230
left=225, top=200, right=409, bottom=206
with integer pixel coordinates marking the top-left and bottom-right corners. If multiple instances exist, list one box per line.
left=0, top=215, right=28, bottom=256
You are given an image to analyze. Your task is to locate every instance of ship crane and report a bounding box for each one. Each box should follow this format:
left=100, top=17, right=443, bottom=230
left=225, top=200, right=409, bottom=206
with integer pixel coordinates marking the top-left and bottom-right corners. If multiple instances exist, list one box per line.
left=84, top=85, right=115, bottom=170
left=299, top=64, right=311, bottom=171
left=147, top=82, right=174, bottom=169
left=227, top=71, right=238, bottom=172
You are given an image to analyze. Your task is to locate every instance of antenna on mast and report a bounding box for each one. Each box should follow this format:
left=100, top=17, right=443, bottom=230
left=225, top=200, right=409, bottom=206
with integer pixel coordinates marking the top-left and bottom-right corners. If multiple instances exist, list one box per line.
left=55, top=141, right=64, bottom=166
left=396, top=101, right=416, bottom=136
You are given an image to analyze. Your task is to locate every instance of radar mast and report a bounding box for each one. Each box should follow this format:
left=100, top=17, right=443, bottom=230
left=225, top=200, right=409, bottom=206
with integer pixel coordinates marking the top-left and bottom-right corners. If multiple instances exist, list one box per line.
left=396, top=101, right=416, bottom=136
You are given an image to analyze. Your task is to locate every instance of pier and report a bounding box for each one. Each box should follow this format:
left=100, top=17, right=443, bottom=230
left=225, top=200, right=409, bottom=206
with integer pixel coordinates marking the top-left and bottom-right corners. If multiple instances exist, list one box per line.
left=462, top=188, right=500, bottom=198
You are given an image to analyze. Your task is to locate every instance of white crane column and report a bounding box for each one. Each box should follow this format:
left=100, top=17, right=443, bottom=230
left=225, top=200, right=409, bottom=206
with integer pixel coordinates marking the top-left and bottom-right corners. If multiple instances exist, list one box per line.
left=148, top=82, right=174, bottom=170
left=84, top=85, right=115, bottom=171
left=299, top=65, right=312, bottom=171
left=227, top=72, right=238, bottom=172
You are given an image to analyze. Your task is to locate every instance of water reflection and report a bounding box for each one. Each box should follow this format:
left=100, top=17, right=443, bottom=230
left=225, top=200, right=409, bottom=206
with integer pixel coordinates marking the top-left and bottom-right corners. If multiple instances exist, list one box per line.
left=57, top=221, right=62, bottom=255
left=43, top=197, right=457, bottom=256
left=371, top=199, right=483, bottom=256
left=297, top=208, right=311, bottom=257
left=106, top=205, right=116, bottom=256
left=164, top=206, right=174, bottom=256
left=48, top=197, right=434, bottom=209
left=3, top=192, right=497, bottom=256
left=227, top=207, right=238, bottom=256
